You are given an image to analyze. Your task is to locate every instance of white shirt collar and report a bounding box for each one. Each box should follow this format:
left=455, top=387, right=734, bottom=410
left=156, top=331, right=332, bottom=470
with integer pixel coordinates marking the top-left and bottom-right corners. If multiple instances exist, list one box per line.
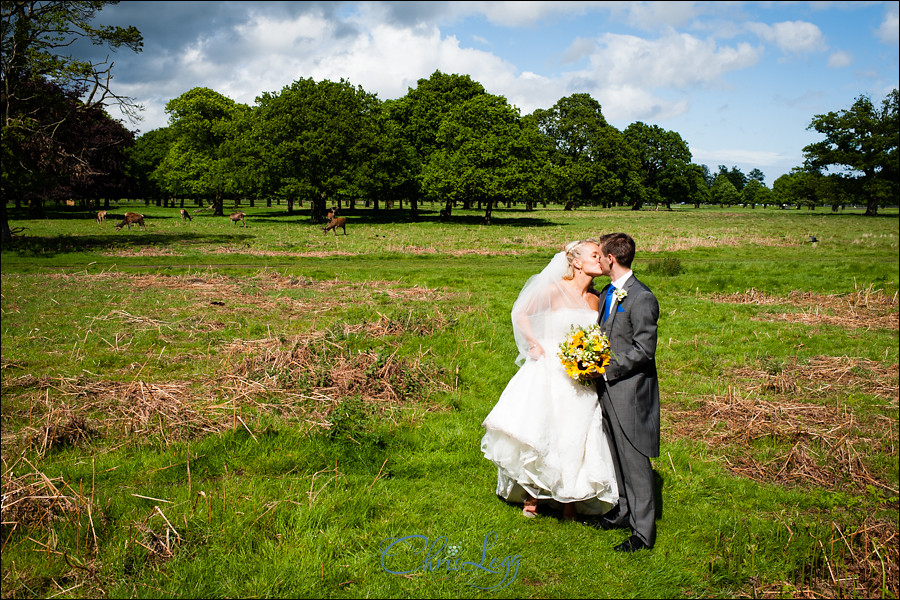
left=611, top=270, right=633, bottom=290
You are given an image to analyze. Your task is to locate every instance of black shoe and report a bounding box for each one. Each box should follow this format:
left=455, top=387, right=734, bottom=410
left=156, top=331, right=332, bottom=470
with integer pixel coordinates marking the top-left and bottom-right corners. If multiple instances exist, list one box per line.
left=593, top=516, right=628, bottom=531
left=614, top=535, right=650, bottom=552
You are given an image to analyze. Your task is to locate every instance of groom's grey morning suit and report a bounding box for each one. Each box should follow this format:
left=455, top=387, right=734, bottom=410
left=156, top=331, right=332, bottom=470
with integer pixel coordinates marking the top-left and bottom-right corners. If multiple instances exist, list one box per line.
left=598, top=274, right=660, bottom=548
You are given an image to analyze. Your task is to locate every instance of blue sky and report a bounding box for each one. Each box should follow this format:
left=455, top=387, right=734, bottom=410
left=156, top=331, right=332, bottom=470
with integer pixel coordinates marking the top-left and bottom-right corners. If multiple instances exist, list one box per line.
left=83, top=1, right=899, bottom=185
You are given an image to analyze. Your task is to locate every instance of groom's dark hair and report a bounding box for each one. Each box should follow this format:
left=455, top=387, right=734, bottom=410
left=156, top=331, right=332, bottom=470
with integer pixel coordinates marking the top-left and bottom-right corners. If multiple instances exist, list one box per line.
left=599, top=233, right=636, bottom=268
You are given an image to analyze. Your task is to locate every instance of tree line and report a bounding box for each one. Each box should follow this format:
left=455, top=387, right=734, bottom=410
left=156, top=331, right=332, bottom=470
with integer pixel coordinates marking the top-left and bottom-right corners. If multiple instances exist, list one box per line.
left=2, top=2, right=897, bottom=241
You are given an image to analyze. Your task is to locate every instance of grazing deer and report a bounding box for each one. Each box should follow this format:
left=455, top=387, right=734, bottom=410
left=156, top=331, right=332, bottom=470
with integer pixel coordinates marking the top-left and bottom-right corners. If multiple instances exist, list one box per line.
left=96, top=210, right=107, bottom=224
left=230, top=212, right=246, bottom=227
left=323, top=209, right=347, bottom=235
left=115, top=212, right=145, bottom=231
left=180, top=208, right=192, bottom=221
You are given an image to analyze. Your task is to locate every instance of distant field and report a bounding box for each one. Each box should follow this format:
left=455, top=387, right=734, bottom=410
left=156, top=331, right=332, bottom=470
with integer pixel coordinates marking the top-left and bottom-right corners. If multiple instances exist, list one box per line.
left=2, top=204, right=897, bottom=598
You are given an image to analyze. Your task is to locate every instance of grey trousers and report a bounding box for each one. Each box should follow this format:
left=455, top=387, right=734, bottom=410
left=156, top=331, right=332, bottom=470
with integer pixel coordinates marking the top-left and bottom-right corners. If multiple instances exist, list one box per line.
left=600, top=392, right=657, bottom=548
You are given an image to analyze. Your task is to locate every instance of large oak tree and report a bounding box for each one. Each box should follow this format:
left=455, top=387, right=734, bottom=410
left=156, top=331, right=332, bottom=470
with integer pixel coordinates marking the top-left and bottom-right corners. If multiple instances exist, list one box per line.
left=1, top=0, right=142, bottom=240
left=803, top=89, right=899, bottom=216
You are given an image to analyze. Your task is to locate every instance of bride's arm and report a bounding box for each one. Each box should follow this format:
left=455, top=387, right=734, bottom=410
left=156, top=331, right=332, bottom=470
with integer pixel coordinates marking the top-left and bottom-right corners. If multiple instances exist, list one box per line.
left=513, top=310, right=545, bottom=359
left=513, top=284, right=561, bottom=359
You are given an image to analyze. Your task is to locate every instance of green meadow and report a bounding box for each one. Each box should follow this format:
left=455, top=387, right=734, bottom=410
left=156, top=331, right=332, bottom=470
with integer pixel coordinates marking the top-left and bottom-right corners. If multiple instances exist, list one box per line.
left=1, top=203, right=897, bottom=598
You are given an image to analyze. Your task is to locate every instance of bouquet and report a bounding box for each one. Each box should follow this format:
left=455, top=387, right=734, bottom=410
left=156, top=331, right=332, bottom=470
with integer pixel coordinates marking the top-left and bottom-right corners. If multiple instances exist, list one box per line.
left=557, top=323, right=612, bottom=384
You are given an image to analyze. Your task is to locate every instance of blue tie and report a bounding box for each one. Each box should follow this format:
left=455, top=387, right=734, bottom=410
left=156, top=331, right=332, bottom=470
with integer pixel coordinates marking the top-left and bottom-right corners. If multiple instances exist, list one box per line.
left=603, top=285, right=615, bottom=321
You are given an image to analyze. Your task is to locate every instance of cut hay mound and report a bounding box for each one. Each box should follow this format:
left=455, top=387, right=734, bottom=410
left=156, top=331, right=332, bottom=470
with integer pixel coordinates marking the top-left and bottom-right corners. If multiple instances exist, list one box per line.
left=7, top=379, right=227, bottom=451
left=713, top=287, right=899, bottom=330
left=32, top=416, right=97, bottom=454
left=667, top=388, right=897, bottom=494
left=3, top=330, right=453, bottom=452
left=222, top=335, right=453, bottom=427
left=745, top=517, right=898, bottom=599
left=734, top=355, right=899, bottom=401
left=45, top=271, right=454, bottom=312
left=1, top=466, right=93, bottom=532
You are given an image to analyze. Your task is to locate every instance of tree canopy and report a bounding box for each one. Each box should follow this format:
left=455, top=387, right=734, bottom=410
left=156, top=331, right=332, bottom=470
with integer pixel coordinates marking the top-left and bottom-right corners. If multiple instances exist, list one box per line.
left=803, top=89, right=899, bottom=216
left=1, top=0, right=142, bottom=239
left=4, top=4, right=894, bottom=232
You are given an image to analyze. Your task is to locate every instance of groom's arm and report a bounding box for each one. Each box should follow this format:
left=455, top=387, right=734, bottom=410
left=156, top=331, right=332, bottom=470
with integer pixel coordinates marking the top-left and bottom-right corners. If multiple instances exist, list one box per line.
left=605, top=287, right=658, bottom=382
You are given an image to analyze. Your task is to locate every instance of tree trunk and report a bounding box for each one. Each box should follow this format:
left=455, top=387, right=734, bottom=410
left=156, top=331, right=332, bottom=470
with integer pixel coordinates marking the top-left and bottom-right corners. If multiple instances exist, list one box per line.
left=865, top=197, right=879, bottom=216
left=483, top=199, right=493, bottom=225
left=1, top=201, right=11, bottom=244
left=27, top=197, right=43, bottom=218
left=311, top=195, right=328, bottom=223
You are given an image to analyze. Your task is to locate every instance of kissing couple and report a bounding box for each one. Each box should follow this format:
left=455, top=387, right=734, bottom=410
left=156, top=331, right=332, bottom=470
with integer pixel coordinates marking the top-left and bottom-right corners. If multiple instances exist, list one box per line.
left=481, top=233, right=660, bottom=552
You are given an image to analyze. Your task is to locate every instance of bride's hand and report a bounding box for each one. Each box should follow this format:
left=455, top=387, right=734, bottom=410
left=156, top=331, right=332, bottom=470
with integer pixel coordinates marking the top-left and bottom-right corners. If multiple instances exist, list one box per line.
left=528, top=344, right=545, bottom=360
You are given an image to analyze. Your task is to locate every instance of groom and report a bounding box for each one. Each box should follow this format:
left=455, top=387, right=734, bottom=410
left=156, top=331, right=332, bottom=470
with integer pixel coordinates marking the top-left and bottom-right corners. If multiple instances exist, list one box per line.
left=594, top=232, right=660, bottom=552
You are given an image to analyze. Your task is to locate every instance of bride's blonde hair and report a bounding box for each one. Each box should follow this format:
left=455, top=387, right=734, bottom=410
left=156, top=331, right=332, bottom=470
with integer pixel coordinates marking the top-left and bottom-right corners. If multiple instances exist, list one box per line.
left=562, top=239, right=599, bottom=280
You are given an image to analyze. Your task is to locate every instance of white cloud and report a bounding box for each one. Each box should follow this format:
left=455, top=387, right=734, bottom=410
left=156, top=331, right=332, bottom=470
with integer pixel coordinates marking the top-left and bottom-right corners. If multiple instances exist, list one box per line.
left=876, top=4, right=900, bottom=44
left=500, top=31, right=760, bottom=123
left=827, top=50, right=852, bottom=68
left=589, top=32, right=761, bottom=89
left=692, top=148, right=792, bottom=168
left=746, top=20, right=827, bottom=54
left=620, top=1, right=708, bottom=30
left=392, top=1, right=711, bottom=31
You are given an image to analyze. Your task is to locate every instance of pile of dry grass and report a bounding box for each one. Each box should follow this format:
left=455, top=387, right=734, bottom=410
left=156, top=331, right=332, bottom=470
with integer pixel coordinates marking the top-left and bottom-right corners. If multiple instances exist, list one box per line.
left=223, top=334, right=453, bottom=428
left=32, top=416, right=97, bottom=455
left=735, top=355, right=899, bottom=401
left=713, top=286, right=899, bottom=330
left=746, top=518, right=898, bottom=599
left=6, top=378, right=227, bottom=453
left=338, top=310, right=453, bottom=337
left=667, top=387, right=896, bottom=494
left=44, top=271, right=456, bottom=317
left=3, top=313, right=454, bottom=454
left=1, top=460, right=93, bottom=534
left=130, top=506, right=182, bottom=565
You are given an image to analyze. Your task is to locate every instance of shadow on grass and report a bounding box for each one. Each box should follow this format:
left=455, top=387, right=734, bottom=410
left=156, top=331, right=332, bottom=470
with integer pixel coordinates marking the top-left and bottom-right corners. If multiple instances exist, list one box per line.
left=4, top=232, right=253, bottom=256
left=319, top=208, right=559, bottom=227
left=9, top=206, right=561, bottom=228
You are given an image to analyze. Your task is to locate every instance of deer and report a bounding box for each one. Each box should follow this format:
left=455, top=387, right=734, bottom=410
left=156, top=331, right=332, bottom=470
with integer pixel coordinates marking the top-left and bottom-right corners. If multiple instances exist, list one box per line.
left=323, top=208, right=347, bottom=235
left=96, top=210, right=107, bottom=224
left=180, top=208, right=192, bottom=221
left=115, top=212, right=145, bottom=231
left=230, top=212, right=246, bottom=227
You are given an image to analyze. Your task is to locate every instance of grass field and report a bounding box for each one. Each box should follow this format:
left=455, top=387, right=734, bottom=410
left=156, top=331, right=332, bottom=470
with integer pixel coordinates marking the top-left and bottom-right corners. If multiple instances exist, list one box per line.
left=2, top=203, right=898, bottom=598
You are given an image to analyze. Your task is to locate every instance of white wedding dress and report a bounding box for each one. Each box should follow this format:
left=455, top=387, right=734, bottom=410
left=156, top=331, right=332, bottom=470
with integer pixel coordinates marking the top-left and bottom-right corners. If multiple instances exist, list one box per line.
left=481, top=305, right=619, bottom=515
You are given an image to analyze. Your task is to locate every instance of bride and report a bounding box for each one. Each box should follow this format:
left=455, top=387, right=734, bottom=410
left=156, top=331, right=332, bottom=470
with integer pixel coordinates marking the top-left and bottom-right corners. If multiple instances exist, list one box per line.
left=481, top=239, right=618, bottom=520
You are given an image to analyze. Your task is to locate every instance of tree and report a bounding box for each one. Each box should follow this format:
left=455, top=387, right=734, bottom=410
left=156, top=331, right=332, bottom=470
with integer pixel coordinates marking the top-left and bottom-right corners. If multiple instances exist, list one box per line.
left=421, top=93, right=543, bottom=224
left=803, top=89, right=899, bottom=216
left=687, top=164, right=711, bottom=208
left=385, top=71, right=487, bottom=217
left=357, top=110, right=416, bottom=212
left=749, top=168, right=765, bottom=184
left=157, top=88, right=245, bottom=216
left=54, top=93, right=135, bottom=206
left=773, top=169, right=820, bottom=210
left=1, top=0, right=142, bottom=240
left=710, top=174, right=740, bottom=206
left=741, top=178, right=773, bottom=208
left=255, top=78, right=381, bottom=222
left=532, top=93, right=641, bottom=210
left=127, top=127, right=174, bottom=204
left=717, top=165, right=748, bottom=192
left=624, top=122, right=693, bottom=209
